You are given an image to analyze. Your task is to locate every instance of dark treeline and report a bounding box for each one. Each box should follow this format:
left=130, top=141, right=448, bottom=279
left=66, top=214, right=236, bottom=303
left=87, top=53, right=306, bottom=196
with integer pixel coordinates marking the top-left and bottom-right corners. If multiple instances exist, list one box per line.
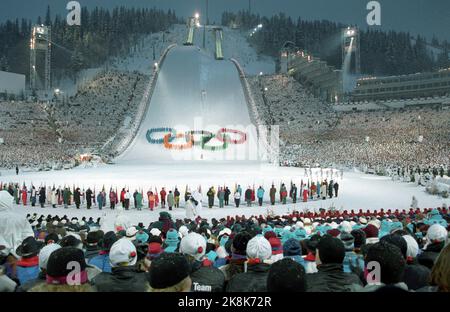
left=222, top=11, right=450, bottom=76
left=0, top=6, right=181, bottom=81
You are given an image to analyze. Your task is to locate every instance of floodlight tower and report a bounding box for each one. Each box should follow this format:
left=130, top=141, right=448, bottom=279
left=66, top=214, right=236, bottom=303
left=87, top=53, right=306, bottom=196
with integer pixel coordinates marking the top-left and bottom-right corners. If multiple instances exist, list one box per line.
left=342, top=27, right=360, bottom=74
left=30, top=25, right=52, bottom=93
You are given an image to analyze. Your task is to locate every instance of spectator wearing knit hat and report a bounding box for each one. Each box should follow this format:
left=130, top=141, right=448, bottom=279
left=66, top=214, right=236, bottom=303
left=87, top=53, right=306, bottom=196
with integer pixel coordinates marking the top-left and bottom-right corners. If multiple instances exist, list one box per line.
left=179, top=232, right=225, bottom=292
left=363, top=224, right=379, bottom=245
left=356, top=241, right=408, bottom=292
left=267, top=258, right=307, bottom=292
left=418, top=224, right=448, bottom=270
left=306, top=235, right=362, bottom=292
left=28, top=247, right=95, bottom=292
left=148, top=253, right=192, bottom=292
left=340, top=232, right=364, bottom=274
left=163, top=228, right=180, bottom=253
left=219, top=231, right=252, bottom=281
left=15, top=237, right=43, bottom=285
left=18, top=243, right=61, bottom=292
left=268, top=237, right=284, bottom=262
left=226, top=235, right=272, bottom=292
left=283, top=238, right=305, bottom=266
left=92, top=238, right=149, bottom=292
left=88, top=231, right=117, bottom=273
left=84, top=231, right=103, bottom=260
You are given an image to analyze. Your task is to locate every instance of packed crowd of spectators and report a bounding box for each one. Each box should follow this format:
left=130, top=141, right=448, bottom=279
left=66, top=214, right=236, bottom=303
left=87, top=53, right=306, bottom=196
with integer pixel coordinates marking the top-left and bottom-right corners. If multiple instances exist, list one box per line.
left=0, top=70, right=148, bottom=170
left=248, top=74, right=450, bottom=172
left=1, top=188, right=449, bottom=292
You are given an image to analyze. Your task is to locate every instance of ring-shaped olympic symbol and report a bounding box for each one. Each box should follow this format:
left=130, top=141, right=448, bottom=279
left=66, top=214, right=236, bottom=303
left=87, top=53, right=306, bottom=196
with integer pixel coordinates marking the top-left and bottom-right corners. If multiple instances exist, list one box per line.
left=163, top=133, right=193, bottom=150
left=216, top=128, right=247, bottom=144
left=146, top=127, right=176, bottom=144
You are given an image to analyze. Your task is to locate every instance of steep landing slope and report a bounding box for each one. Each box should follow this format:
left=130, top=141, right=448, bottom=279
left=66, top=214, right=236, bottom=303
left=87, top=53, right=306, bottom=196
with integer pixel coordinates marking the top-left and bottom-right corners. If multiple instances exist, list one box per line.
left=117, top=45, right=262, bottom=163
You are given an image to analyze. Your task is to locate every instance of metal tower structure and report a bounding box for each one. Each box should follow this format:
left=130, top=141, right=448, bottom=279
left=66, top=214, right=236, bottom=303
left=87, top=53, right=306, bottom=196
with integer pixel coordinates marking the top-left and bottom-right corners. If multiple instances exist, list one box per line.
left=342, top=27, right=360, bottom=74
left=30, top=25, right=52, bottom=93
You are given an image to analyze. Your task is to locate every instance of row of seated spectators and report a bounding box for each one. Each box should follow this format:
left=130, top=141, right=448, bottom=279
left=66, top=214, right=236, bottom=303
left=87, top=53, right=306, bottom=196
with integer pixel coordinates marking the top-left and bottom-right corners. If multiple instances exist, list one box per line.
left=1, top=186, right=449, bottom=292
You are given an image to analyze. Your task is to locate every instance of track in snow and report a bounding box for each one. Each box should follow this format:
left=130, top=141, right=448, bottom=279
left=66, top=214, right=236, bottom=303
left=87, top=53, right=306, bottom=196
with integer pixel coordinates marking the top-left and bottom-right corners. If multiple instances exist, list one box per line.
left=117, top=45, right=263, bottom=163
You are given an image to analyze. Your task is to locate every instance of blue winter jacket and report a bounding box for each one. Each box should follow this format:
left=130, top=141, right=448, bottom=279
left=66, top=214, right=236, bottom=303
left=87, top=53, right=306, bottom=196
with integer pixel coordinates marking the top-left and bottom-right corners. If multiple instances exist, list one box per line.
left=257, top=188, right=264, bottom=199
left=89, top=253, right=112, bottom=273
left=343, top=251, right=365, bottom=273
left=16, top=265, right=40, bottom=285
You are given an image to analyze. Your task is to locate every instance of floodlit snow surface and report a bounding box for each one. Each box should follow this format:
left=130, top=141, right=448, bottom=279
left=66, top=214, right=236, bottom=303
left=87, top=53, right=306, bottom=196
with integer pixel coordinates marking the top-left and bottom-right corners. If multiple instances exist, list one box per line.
left=116, top=45, right=263, bottom=163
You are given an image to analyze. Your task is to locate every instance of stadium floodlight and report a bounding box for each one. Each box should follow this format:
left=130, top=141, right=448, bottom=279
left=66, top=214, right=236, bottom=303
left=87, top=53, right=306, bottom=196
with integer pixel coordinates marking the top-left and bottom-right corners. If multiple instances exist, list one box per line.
left=345, top=27, right=356, bottom=37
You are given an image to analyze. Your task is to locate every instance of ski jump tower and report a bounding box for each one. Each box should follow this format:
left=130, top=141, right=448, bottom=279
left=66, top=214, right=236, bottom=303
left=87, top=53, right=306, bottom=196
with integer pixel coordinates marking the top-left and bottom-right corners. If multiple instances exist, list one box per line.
left=341, top=27, right=360, bottom=74
left=30, top=25, right=52, bottom=94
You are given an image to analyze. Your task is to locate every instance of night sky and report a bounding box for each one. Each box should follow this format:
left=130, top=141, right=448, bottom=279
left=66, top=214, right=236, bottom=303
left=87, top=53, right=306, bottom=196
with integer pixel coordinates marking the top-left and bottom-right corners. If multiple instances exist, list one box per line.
left=0, top=0, right=449, bottom=41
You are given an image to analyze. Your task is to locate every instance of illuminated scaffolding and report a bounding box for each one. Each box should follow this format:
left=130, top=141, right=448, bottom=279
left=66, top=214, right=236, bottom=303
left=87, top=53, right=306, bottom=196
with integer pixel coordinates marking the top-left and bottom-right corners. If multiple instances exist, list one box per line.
left=342, top=27, right=360, bottom=74
left=30, top=25, right=52, bottom=93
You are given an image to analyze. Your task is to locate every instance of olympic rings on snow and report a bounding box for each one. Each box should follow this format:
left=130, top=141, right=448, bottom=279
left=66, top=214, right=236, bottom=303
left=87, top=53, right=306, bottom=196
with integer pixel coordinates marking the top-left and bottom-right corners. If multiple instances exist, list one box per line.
left=146, top=127, right=248, bottom=151
left=146, top=127, right=175, bottom=144
left=216, top=128, right=247, bottom=144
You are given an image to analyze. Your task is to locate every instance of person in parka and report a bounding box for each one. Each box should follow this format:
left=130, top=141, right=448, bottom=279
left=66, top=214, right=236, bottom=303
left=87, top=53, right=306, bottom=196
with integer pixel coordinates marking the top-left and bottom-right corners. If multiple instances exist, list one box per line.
left=328, top=180, right=334, bottom=198
left=88, top=231, right=117, bottom=273
left=333, top=182, right=339, bottom=197
left=217, top=187, right=225, bottom=208
left=92, top=238, right=149, bottom=292
left=269, top=185, right=276, bottom=205
left=257, top=186, right=264, bottom=206
left=226, top=236, right=272, bottom=292
left=74, top=188, right=81, bottom=209
left=50, top=187, right=57, bottom=208
left=207, top=187, right=215, bottom=208
left=0, top=191, right=34, bottom=259
left=180, top=232, right=225, bottom=292
left=290, top=184, right=297, bottom=203
left=280, top=184, right=288, bottom=204
left=109, top=190, right=117, bottom=210
left=63, top=187, right=72, bottom=209
left=135, top=191, right=143, bottom=210
left=234, top=190, right=241, bottom=208
left=224, top=187, right=231, bottom=206
left=38, top=187, right=46, bottom=208
left=167, top=191, right=175, bottom=211
left=305, top=236, right=362, bottom=292
left=245, top=187, right=253, bottom=207
left=417, top=224, right=448, bottom=270
left=85, top=188, right=93, bottom=209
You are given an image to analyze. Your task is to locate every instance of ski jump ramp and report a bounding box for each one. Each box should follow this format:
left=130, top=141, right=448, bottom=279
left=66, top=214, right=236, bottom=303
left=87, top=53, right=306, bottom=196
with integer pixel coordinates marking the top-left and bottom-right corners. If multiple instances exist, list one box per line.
left=116, top=45, right=268, bottom=164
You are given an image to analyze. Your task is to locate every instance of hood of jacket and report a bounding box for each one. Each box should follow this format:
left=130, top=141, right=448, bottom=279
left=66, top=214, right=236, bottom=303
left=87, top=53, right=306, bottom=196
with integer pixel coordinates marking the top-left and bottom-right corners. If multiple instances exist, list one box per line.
left=0, top=191, right=13, bottom=212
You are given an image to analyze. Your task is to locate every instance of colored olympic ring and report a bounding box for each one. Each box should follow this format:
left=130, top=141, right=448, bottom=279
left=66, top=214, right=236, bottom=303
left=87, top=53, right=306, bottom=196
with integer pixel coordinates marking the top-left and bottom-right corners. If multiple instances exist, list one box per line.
left=216, top=128, right=247, bottom=144
left=163, top=133, right=193, bottom=150
left=146, top=127, right=175, bottom=144
left=201, top=135, right=230, bottom=151
left=185, top=130, right=214, bottom=146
